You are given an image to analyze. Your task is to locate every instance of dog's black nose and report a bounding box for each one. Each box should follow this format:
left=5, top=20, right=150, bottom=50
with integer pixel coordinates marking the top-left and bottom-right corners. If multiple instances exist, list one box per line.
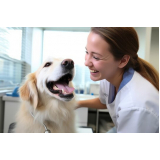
left=61, top=59, right=74, bottom=69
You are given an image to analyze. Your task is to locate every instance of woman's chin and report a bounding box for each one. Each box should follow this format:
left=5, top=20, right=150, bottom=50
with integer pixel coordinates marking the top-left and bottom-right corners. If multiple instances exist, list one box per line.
left=90, top=74, right=101, bottom=81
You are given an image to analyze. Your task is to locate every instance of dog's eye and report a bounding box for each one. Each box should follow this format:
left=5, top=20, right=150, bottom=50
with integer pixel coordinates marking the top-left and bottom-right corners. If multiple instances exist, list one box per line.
left=44, top=62, right=52, bottom=67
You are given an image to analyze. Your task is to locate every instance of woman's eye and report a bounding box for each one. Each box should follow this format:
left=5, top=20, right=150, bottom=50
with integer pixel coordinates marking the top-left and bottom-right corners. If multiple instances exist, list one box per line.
left=44, top=62, right=52, bottom=67
left=93, top=56, right=100, bottom=60
left=85, top=51, right=88, bottom=54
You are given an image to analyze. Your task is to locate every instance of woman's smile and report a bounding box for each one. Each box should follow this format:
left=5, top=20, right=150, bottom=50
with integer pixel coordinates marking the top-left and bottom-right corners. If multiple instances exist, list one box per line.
left=90, top=69, right=99, bottom=73
left=90, top=72, right=99, bottom=77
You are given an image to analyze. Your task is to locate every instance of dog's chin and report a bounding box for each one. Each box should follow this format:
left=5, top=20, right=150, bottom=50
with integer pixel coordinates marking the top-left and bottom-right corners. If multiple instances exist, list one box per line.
left=59, top=93, right=74, bottom=101
left=47, top=90, right=74, bottom=101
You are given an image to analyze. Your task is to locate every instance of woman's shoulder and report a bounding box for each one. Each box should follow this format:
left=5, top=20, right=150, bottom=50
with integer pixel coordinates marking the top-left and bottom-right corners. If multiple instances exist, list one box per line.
left=129, top=71, right=158, bottom=94
left=121, top=71, right=159, bottom=115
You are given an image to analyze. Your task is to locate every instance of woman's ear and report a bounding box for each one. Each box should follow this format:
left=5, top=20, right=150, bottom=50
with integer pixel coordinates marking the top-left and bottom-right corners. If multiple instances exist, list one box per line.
left=19, top=73, right=38, bottom=109
left=118, top=55, right=130, bottom=68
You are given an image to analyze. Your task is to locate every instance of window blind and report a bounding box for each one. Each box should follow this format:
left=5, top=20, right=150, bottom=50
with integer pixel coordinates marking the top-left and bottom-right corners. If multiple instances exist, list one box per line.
left=0, top=27, right=32, bottom=90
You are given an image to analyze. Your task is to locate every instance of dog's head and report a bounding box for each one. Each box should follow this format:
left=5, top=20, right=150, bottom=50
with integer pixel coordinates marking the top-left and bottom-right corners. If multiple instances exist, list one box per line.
left=19, top=57, right=75, bottom=108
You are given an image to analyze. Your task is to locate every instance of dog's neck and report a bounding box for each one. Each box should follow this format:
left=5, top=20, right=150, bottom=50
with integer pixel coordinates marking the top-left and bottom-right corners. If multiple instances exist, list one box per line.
left=31, top=91, right=76, bottom=128
left=29, top=111, right=51, bottom=133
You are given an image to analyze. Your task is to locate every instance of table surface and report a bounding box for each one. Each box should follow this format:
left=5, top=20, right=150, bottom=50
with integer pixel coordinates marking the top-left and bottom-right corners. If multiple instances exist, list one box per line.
left=77, top=128, right=93, bottom=133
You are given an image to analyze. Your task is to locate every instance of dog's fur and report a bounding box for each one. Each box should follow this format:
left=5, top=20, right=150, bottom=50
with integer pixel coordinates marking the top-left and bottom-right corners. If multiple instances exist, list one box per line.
left=14, top=57, right=77, bottom=133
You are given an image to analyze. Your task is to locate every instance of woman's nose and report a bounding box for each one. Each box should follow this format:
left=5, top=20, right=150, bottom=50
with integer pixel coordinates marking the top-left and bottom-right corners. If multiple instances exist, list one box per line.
left=84, top=54, right=92, bottom=67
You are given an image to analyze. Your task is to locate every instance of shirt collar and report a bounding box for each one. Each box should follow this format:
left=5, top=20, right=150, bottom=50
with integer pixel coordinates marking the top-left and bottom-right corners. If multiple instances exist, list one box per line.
left=108, top=68, right=134, bottom=104
left=118, top=67, right=134, bottom=92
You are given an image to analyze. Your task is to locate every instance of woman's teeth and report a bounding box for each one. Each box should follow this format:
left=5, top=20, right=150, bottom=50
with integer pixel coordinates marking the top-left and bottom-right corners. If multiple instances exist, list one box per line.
left=90, top=69, right=98, bottom=73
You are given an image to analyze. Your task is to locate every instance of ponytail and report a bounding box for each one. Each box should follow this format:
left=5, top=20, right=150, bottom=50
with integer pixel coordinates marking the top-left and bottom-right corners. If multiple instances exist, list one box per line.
left=132, top=57, right=159, bottom=91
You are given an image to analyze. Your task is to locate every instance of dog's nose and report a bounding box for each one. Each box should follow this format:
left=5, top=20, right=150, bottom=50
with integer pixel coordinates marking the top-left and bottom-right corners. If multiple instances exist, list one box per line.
left=61, top=59, right=74, bottom=69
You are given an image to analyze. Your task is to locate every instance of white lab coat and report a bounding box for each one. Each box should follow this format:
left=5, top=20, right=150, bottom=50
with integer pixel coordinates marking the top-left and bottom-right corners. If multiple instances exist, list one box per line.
left=99, top=68, right=159, bottom=133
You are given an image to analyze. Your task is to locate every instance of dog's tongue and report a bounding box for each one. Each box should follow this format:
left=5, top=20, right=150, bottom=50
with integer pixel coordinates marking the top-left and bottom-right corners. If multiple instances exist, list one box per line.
left=56, top=83, right=75, bottom=94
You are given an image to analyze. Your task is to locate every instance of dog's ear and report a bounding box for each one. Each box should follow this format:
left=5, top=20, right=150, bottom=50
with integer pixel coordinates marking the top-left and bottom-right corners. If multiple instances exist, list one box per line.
left=19, top=73, right=38, bottom=109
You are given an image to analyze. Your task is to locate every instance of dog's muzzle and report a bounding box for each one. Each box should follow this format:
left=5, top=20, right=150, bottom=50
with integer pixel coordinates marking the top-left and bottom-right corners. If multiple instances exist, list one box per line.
left=46, top=59, right=75, bottom=101
left=61, top=59, right=74, bottom=70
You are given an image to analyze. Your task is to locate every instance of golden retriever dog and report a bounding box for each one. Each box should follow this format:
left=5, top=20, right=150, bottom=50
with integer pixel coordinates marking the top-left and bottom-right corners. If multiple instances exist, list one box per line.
left=14, top=57, right=77, bottom=133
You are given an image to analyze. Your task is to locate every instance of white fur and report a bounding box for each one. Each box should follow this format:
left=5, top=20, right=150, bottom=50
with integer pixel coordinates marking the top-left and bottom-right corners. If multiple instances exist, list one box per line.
left=14, top=57, right=77, bottom=133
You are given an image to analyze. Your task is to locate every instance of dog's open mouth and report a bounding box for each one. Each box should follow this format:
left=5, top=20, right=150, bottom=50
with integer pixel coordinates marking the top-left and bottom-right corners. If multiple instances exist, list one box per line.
left=46, top=73, right=74, bottom=99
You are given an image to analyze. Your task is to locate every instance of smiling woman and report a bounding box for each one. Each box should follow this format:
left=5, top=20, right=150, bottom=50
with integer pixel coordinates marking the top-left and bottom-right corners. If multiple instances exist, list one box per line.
left=85, top=31, right=125, bottom=83
left=78, top=27, right=159, bottom=133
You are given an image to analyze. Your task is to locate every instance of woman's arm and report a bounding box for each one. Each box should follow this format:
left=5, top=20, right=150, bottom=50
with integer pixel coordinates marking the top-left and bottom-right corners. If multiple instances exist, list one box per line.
left=77, top=98, right=107, bottom=109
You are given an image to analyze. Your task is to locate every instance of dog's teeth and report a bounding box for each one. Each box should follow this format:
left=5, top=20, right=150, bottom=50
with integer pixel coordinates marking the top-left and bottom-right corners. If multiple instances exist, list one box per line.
left=53, top=85, right=59, bottom=90
left=62, top=89, right=67, bottom=94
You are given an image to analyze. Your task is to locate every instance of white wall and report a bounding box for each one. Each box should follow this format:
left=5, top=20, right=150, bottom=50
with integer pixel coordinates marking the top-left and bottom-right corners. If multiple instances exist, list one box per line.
left=135, top=27, right=159, bottom=72
left=134, top=27, right=152, bottom=61
left=135, top=27, right=147, bottom=59
left=150, top=27, right=159, bottom=72
left=42, top=27, right=91, bottom=32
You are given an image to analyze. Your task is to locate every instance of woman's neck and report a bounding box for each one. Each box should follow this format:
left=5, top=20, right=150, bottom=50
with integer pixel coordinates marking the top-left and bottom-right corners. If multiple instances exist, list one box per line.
left=107, top=69, right=124, bottom=94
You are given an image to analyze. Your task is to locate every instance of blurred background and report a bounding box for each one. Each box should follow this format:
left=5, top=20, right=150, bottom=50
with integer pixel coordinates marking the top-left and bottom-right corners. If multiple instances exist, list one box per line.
left=0, top=27, right=159, bottom=133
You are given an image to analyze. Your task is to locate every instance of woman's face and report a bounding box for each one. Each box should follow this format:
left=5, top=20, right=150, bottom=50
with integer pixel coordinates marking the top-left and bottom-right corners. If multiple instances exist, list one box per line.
left=85, top=31, right=121, bottom=82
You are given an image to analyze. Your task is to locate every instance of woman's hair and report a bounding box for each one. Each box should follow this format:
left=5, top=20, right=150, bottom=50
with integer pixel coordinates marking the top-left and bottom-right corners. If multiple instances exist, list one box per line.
left=91, top=27, right=159, bottom=90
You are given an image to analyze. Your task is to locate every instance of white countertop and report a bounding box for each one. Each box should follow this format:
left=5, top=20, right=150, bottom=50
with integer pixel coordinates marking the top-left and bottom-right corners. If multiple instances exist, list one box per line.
left=77, top=127, right=93, bottom=133
left=75, top=94, right=98, bottom=100
left=0, top=90, right=13, bottom=97
left=2, top=95, right=20, bottom=102
left=2, top=94, right=98, bottom=102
